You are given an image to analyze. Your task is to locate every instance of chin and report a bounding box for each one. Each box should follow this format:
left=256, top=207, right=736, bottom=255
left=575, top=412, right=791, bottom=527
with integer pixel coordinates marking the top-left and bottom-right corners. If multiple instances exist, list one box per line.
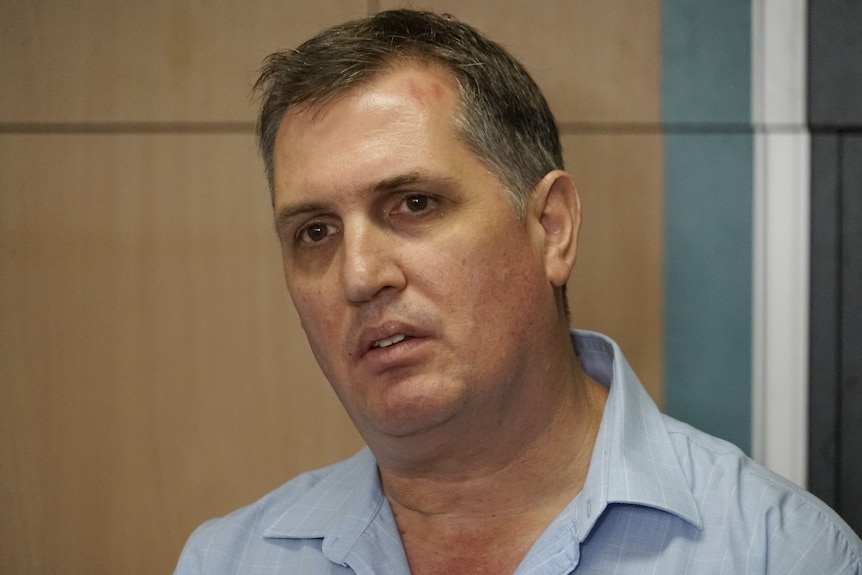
left=365, top=391, right=465, bottom=440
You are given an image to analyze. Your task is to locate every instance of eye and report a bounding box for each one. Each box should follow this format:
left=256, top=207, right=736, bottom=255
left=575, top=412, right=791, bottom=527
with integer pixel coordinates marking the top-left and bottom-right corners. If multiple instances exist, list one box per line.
left=394, top=194, right=436, bottom=215
left=298, top=221, right=338, bottom=244
left=405, top=195, right=429, bottom=212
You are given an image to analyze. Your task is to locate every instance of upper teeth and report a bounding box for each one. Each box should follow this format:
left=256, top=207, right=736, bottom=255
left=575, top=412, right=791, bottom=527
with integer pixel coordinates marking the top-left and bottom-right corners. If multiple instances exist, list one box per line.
left=374, top=334, right=406, bottom=348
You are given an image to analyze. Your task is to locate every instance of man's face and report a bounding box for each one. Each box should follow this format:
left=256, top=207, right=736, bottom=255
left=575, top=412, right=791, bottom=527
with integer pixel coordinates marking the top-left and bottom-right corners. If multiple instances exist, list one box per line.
left=271, top=64, right=560, bottom=447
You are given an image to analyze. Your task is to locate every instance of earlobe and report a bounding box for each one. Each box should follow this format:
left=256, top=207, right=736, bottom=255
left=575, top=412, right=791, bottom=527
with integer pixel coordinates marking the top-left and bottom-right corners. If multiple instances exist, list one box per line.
left=534, top=170, right=581, bottom=287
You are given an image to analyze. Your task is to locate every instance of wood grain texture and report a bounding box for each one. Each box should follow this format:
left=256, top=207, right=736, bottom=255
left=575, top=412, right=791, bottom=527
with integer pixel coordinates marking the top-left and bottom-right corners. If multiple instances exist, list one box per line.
left=0, top=0, right=367, bottom=123
left=0, top=134, right=363, bottom=574
left=563, top=134, right=664, bottom=404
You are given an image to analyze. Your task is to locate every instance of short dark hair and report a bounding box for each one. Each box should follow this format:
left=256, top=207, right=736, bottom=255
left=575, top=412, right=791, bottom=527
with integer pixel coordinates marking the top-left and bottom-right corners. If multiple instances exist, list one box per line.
left=253, top=9, right=563, bottom=219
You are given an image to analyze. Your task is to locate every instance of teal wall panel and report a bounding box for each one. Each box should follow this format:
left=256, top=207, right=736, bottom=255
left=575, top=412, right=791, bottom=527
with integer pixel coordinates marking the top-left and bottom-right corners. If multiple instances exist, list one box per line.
left=661, top=0, right=753, bottom=453
left=663, top=134, right=752, bottom=453
left=662, top=0, right=751, bottom=124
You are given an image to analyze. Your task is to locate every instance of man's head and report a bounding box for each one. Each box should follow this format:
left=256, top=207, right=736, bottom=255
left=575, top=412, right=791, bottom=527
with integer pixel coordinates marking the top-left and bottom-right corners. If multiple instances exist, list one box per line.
left=256, top=10, right=580, bottom=457
left=254, top=9, right=563, bottom=220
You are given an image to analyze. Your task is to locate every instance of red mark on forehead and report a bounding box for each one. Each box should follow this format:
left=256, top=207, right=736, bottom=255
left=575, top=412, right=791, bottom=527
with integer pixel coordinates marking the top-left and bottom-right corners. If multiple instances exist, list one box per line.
left=406, top=78, right=447, bottom=106
left=430, top=81, right=445, bottom=99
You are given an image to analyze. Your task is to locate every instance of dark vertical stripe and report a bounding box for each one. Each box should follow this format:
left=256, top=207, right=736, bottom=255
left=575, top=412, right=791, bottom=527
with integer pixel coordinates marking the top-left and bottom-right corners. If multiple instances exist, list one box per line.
left=808, top=133, right=841, bottom=508
left=808, top=0, right=862, bottom=534
left=839, top=135, right=862, bottom=529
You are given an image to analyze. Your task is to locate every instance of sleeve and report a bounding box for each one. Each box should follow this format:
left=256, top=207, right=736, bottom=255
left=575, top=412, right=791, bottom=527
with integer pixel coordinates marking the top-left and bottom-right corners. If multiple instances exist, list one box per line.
left=172, top=519, right=220, bottom=575
left=760, top=482, right=862, bottom=574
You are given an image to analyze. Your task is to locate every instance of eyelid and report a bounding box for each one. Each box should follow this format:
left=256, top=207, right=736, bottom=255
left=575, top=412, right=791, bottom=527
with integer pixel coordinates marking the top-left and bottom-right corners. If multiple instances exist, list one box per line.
left=295, top=218, right=340, bottom=246
left=391, top=192, right=439, bottom=214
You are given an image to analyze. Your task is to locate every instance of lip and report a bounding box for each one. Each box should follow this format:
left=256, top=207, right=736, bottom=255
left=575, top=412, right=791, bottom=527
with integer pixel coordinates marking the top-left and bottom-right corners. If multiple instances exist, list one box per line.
left=351, top=320, right=434, bottom=374
left=356, top=320, right=426, bottom=359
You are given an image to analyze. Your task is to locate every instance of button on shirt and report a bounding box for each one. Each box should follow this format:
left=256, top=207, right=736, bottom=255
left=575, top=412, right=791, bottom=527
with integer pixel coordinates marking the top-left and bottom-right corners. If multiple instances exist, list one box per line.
left=174, top=331, right=862, bottom=574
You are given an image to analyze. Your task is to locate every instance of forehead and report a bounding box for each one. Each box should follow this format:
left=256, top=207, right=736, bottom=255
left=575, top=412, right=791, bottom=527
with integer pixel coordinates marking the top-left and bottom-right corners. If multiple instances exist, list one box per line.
left=281, top=62, right=460, bottom=135
left=271, top=64, right=466, bottom=196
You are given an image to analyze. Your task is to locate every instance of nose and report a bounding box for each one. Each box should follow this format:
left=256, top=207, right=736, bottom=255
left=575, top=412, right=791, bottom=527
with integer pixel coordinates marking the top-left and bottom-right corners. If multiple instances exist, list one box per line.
left=340, top=221, right=406, bottom=304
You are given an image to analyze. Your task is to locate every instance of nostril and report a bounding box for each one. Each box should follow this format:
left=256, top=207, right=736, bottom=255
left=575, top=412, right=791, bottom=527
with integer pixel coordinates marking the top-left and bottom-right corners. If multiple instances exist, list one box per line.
left=341, top=240, right=407, bottom=304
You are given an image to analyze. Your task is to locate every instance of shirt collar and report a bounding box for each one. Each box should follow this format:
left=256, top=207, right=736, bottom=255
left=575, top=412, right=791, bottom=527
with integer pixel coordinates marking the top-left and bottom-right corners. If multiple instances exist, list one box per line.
left=262, top=447, right=390, bottom=564
left=261, top=330, right=704, bottom=558
left=570, top=330, right=703, bottom=540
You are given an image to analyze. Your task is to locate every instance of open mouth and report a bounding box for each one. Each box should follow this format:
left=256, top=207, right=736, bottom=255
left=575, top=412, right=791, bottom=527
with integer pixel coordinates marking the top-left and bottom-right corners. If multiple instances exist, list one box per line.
left=372, top=334, right=407, bottom=349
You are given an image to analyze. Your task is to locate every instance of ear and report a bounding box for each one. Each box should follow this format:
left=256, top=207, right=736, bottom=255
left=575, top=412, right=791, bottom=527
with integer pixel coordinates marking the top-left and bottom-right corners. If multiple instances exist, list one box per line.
left=530, top=170, right=582, bottom=287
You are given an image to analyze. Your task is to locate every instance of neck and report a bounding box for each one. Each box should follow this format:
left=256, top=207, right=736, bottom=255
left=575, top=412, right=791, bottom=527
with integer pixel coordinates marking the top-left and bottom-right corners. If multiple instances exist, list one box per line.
left=375, top=344, right=608, bottom=575
left=379, top=362, right=606, bottom=516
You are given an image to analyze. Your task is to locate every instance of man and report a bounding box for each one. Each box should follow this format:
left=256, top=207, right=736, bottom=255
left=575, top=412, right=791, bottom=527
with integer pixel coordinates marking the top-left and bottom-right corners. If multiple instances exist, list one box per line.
left=176, top=9, right=861, bottom=574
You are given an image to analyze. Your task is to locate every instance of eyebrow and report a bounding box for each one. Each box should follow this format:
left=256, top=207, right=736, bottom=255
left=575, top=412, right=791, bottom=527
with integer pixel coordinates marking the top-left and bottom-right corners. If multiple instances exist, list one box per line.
left=274, top=201, right=327, bottom=234
left=273, top=171, right=457, bottom=232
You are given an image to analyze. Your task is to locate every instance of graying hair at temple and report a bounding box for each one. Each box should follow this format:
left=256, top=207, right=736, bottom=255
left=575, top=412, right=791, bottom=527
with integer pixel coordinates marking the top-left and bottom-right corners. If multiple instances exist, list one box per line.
left=253, top=9, right=563, bottom=220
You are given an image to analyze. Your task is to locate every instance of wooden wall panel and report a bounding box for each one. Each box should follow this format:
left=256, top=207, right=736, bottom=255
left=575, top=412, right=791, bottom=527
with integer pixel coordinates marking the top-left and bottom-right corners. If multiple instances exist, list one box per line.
left=563, top=134, right=664, bottom=403
left=0, top=0, right=367, bottom=123
left=376, top=0, right=661, bottom=124
left=0, top=134, right=363, bottom=574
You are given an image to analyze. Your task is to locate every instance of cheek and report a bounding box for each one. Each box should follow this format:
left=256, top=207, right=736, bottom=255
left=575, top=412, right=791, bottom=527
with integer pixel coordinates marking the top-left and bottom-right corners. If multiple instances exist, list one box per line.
left=421, top=229, right=541, bottom=321
left=288, top=285, right=339, bottom=354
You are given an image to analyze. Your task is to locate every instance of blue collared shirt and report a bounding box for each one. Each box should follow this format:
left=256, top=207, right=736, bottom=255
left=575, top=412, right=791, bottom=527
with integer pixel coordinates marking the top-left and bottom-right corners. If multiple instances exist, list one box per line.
left=175, top=331, right=862, bottom=574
